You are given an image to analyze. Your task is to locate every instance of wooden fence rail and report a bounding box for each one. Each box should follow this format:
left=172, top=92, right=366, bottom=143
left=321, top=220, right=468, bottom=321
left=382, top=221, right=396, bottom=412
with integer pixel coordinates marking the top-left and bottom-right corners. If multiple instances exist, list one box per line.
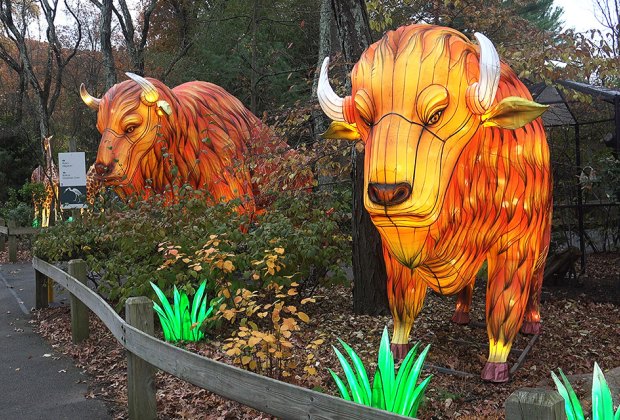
left=0, top=218, right=39, bottom=262
left=32, top=256, right=411, bottom=420
left=32, top=257, right=567, bottom=419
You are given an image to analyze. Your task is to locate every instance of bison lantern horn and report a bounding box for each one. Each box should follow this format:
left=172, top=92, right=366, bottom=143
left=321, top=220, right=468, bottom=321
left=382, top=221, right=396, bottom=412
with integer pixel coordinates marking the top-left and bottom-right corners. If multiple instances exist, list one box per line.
left=80, top=84, right=101, bottom=110
left=466, top=33, right=501, bottom=115
left=125, top=72, right=159, bottom=106
left=317, top=57, right=346, bottom=122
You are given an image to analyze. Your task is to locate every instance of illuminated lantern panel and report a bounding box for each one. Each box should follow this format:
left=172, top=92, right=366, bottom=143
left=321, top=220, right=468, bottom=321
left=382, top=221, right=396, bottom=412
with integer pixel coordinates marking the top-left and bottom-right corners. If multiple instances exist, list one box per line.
left=80, top=73, right=311, bottom=213
left=319, top=24, right=552, bottom=383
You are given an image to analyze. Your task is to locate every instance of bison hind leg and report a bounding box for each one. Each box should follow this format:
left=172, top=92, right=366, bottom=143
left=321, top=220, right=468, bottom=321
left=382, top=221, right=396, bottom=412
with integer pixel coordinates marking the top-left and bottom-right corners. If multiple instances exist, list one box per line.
left=520, top=255, right=546, bottom=335
left=391, top=343, right=412, bottom=361
left=451, top=310, right=471, bottom=325
left=481, top=361, right=509, bottom=383
left=521, top=224, right=551, bottom=335
left=451, top=281, right=474, bottom=325
left=520, top=321, right=540, bottom=335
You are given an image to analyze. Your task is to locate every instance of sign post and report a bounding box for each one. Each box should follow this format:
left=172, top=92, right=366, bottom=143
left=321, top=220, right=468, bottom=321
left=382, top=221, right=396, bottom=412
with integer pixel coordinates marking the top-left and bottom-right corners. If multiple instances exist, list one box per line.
left=59, top=152, right=87, bottom=209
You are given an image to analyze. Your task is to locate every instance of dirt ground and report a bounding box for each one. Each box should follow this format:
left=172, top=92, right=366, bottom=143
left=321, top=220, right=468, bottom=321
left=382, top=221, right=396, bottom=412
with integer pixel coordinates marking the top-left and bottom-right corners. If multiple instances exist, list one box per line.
left=25, top=250, right=620, bottom=419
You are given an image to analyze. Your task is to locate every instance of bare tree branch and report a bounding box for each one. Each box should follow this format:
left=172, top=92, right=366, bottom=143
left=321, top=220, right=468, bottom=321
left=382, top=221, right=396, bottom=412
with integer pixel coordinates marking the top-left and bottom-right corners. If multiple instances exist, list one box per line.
left=0, top=0, right=82, bottom=140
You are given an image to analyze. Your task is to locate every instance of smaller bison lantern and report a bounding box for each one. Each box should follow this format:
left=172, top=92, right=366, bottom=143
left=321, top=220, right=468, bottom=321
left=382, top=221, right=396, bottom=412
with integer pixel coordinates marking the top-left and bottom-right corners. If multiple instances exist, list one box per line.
left=318, top=25, right=552, bottom=382
left=80, top=73, right=309, bottom=212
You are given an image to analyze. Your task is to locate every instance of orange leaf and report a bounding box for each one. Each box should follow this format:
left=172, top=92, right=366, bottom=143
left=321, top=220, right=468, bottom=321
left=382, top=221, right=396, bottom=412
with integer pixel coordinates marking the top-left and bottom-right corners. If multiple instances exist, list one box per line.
left=305, top=366, right=317, bottom=375
left=223, top=260, right=235, bottom=272
left=297, top=312, right=310, bottom=323
left=226, top=348, right=240, bottom=356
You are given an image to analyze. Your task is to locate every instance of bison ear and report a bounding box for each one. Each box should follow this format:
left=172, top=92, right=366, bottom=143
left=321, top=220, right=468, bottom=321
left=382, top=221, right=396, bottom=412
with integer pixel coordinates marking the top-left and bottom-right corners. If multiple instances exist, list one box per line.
left=481, top=96, right=548, bottom=129
left=320, top=121, right=361, bottom=140
left=156, top=100, right=172, bottom=117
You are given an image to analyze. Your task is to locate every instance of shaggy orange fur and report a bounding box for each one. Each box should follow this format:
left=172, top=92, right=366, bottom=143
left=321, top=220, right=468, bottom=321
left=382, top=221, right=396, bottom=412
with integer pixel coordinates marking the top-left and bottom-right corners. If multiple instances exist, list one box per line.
left=86, top=77, right=311, bottom=212
left=322, top=25, right=552, bottom=382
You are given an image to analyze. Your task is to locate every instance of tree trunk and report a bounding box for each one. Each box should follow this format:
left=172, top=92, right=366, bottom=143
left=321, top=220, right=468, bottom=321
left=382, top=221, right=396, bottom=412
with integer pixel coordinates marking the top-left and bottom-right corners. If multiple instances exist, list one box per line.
left=312, top=0, right=337, bottom=191
left=250, top=0, right=259, bottom=114
left=329, top=0, right=388, bottom=315
left=38, top=107, right=50, bottom=139
left=16, top=68, right=26, bottom=123
left=351, top=146, right=389, bottom=314
left=311, top=0, right=333, bottom=138
left=101, top=0, right=116, bottom=88
left=330, top=0, right=372, bottom=67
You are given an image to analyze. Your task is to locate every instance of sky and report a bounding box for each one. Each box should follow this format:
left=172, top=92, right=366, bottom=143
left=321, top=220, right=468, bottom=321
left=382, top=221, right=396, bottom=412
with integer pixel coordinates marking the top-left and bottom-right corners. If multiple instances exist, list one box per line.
left=554, top=0, right=608, bottom=32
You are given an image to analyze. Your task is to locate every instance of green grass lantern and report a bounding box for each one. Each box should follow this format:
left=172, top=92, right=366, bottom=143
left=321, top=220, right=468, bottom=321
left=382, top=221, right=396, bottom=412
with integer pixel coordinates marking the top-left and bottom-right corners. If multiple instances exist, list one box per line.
left=552, top=362, right=620, bottom=420
left=329, top=326, right=432, bottom=417
left=150, top=281, right=218, bottom=342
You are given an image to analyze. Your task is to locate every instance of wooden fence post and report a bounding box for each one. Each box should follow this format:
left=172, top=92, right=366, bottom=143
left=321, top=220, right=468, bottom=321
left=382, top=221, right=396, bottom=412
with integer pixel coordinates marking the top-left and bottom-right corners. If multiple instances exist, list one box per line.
left=35, top=270, right=49, bottom=309
left=68, top=259, right=89, bottom=343
left=505, top=388, right=565, bottom=420
left=0, top=218, right=5, bottom=252
left=126, top=296, right=157, bottom=420
left=7, top=220, right=17, bottom=262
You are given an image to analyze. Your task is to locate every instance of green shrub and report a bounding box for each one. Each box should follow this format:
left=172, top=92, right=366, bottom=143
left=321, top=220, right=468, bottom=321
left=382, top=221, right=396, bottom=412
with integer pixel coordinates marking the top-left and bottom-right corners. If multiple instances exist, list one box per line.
left=34, top=186, right=351, bottom=311
left=0, top=183, right=43, bottom=227
left=220, top=280, right=320, bottom=380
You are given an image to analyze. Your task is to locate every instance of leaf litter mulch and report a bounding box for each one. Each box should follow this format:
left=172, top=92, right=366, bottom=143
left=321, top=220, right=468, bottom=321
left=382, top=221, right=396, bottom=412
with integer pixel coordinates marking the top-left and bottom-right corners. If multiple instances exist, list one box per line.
left=31, top=252, right=620, bottom=419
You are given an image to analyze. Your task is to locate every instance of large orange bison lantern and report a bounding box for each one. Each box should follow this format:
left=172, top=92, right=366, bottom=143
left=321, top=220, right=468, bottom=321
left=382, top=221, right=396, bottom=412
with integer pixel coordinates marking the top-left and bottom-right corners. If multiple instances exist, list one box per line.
left=318, top=25, right=552, bottom=382
left=80, top=73, right=306, bottom=212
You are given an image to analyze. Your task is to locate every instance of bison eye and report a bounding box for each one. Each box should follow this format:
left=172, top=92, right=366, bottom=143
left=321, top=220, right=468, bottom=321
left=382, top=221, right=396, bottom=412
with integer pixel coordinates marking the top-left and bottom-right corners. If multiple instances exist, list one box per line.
left=125, top=125, right=136, bottom=134
left=427, top=111, right=442, bottom=125
left=360, top=114, right=373, bottom=126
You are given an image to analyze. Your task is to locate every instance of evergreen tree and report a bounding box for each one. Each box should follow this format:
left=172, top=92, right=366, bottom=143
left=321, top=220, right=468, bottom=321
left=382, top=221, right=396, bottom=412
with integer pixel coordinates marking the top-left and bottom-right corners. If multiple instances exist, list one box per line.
left=505, top=0, right=564, bottom=33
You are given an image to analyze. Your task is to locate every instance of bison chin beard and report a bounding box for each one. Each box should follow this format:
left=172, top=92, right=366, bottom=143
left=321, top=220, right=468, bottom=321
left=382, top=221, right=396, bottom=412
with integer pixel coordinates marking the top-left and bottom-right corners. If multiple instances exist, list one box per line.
left=373, top=223, right=432, bottom=269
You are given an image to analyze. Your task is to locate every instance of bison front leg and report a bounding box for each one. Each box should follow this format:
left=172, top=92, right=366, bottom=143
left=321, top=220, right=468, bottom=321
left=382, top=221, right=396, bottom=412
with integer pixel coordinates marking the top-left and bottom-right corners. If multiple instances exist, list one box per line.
left=451, top=281, right=474, bottom=325
left=384, top=246, right=427, bottom=360
left=483, top=247, right=535, bottom=382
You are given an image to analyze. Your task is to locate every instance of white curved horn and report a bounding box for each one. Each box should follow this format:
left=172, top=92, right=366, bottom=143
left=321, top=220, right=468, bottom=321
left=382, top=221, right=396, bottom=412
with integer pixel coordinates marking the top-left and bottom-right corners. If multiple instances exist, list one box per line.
left=125, top=72, right=159, bottom=105
left=317, top=57, right=345, bottom=122
left=474, top=32, right=500, bottom=110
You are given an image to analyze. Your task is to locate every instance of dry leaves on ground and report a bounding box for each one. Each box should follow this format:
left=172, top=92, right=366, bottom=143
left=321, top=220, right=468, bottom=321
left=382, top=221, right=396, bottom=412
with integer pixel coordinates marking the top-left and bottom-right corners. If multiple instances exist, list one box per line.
left=31, top=252, right=620, bottom=419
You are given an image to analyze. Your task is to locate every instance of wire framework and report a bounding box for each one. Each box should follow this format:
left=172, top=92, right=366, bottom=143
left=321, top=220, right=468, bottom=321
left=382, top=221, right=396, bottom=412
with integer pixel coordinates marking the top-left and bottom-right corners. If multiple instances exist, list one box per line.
left=529, top=80, right=620, bottom=272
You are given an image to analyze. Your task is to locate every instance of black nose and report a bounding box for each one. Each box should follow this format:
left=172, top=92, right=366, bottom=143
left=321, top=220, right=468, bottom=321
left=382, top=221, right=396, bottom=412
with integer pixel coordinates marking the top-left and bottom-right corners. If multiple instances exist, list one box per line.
left=94, top=162, right=112, bottom=176
left=368, top=182, right=412, bottom=206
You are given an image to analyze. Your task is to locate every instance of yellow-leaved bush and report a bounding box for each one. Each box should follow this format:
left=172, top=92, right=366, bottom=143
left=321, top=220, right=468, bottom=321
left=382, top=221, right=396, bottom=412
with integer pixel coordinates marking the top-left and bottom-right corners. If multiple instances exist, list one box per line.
left=219, top=251, right=320, bottom=380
